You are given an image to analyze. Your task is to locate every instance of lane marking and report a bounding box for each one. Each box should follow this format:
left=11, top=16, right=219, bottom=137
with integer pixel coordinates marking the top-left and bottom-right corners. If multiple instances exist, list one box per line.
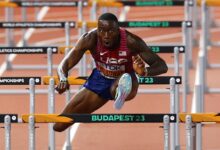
left=62, top=123, right=80, bottom=150
left=143, top=32, right=182, bottom=42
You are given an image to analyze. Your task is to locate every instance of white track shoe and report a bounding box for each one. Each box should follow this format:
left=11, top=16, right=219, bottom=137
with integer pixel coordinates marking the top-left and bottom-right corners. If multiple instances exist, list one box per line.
left=114, top=73, right=132, bottom=110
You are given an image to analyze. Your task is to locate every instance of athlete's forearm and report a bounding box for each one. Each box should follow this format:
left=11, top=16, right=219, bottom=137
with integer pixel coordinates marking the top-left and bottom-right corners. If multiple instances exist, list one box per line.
left=57, top=63, right=68, bottom=81
left=146, top=60, right=168, bottom=76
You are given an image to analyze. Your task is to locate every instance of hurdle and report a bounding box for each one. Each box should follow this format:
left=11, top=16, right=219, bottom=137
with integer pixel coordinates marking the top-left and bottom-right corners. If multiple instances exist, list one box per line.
left=0, top=21, right=75, bottom=71
left=191, top=2, right=220, bottom=148
left=194, top=0, right=220, bottom=94
left=42, top=76, right=181, bottom=149
left=2, top=112, right=220, bottom=150
left=179, top=113, right=220, bottom=150
left=14, top=75, right=180, bottom=150
left=42, top=75, right=181, bottom=91
left=1, top=113, right=177, bottom=150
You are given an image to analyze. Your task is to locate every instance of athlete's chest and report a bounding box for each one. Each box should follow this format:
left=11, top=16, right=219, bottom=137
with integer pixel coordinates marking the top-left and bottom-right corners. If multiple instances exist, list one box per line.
left=98, top=49, right=129, bottom=65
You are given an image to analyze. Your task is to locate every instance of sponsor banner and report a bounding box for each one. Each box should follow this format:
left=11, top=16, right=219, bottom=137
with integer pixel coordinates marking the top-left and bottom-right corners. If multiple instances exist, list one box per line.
left=121, top=1, right=185, bottom=6
left=0, top=77, right=41, bottom=85
left=119, top=21, right=192, bottom=28
left=149, top=46, right=185, bottom=53
left=0, top=47, right=58, bottom=54
left=138, top=76, right=182, bottom=84
left=18, top=1, right=78, bottom=7
left=62, top=114, right=177, bottom=123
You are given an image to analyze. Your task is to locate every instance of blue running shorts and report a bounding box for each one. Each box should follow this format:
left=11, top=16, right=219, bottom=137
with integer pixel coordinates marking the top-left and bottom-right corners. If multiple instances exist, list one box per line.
left=83, top=68, right=115, bottom=100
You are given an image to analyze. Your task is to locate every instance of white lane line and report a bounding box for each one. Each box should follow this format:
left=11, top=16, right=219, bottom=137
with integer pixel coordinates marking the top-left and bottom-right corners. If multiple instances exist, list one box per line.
left=143, top=32, right=182, bottom=42
left=34, top=35, right=78, bottom=46
left=0, top=7, right=50, bottom=76
left=62, top=123, right=80, bottom=150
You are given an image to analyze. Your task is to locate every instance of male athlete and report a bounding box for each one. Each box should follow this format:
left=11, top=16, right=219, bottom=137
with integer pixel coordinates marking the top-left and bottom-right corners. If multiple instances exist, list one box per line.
left=54, top=13, right=168, bottom=132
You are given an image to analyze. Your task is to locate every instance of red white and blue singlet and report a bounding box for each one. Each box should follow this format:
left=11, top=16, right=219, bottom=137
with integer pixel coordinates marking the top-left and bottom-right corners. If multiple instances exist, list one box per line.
left=83, top=28, right=134, bottom=100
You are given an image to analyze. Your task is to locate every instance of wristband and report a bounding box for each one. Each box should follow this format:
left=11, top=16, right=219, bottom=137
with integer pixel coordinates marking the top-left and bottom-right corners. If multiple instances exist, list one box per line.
left=57, top=66, right=68, bottom=82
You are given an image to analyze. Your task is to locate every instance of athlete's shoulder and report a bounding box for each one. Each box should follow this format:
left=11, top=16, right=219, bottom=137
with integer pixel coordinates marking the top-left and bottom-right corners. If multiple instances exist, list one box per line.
left=125, top=30, right=145, bottom=48
left=82, top=28, right=97, bottom=40
left=79, top=28, right=97, bottom=48
left=125, top=30, right=142, bottom=44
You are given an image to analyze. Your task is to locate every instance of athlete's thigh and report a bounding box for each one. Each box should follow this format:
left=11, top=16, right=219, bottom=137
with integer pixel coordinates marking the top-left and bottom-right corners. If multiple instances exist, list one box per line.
left=61, top=87, right=108, bottom=114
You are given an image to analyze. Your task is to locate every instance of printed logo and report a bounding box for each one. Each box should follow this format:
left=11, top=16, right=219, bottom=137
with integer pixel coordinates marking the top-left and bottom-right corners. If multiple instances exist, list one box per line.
left=119, top=51, right=127, bottom=56
left=100, top=57, right=127, bottom=64
left=100, top=51, right=108, bottom=56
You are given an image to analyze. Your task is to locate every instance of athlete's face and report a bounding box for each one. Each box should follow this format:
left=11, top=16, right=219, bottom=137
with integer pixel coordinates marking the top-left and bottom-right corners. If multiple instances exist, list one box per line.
left=97, top=20, right=120, bottom=49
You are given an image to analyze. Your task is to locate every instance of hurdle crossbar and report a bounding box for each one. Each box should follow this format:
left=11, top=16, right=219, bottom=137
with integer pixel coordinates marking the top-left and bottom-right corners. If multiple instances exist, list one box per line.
left=59, top=45, right=185, bottom=54
left=179, top=113, right=220, bottom=123
left=2, top=113, right=220, bottom=123
left=0, top=47, right=59, bottom=54
left=21, top=114, right=176, bottom=123
left=197, top=0, right=220, bottom=6
left=0, top=0, right=193, bottom=7
left=0, top=21, right=76, bottom=28
left=43, top=76, right=182, bottom=85
left=0, top=77, right=41, bottom=85
left=22, top=114, right=73, bottom=123
left=0, top=45, right=185, bottom=54
left=12, top=113, right=220, bottom=123
left=0, top=21, right=192, bottom=29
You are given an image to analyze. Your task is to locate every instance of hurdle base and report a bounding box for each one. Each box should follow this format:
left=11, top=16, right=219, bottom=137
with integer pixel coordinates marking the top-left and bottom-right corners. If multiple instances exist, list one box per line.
left=65, top=146, right=72, bottom=150
left=206, top=88, right=220, bottom=93
left=211, top=41, right=220, bottom=47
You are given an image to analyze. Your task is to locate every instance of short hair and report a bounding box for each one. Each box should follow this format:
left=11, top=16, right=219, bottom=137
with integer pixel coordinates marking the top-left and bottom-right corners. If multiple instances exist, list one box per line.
left=98, top=13, right=118, bottom=23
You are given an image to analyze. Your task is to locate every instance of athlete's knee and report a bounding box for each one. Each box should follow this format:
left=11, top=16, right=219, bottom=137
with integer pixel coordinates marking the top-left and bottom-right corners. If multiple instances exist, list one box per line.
left=53, top=123, right=71, bottom=132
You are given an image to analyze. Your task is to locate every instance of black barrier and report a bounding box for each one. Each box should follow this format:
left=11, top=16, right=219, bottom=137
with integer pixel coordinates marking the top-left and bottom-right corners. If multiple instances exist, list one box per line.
left=5, top=1, right=193, bottom=7
left=0, top=46, right=185, bottom=54
left=0, top=47, right=58, bottom=54
left=149, top=46, right=185, bottom=53
left=138, top=76, right=181, bottom=84
left=15, top=1, right=82, bottom=7
left=0, top=77, right=41, bottom=85
left=0, top=114, right=18, bottom=123
left=61, top=113, right=177, bottom=123
left=0, top=22, right=76, bottom=28
left=0, top=21, right=192, bottom=28
left=119, top=21, right=192, bottom=28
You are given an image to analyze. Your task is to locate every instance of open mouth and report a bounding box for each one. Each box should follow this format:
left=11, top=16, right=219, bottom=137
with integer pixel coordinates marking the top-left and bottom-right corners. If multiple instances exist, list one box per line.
left=103, top=41, right=111, bottom=47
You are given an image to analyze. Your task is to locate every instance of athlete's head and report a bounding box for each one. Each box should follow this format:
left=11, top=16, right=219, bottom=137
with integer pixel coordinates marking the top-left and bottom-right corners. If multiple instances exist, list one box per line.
left=97, top=13, right=120, bottom=49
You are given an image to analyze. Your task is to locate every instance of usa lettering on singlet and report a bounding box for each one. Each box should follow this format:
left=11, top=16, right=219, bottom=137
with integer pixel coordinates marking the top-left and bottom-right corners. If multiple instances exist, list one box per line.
left=93, top=28, right=133, bottom=79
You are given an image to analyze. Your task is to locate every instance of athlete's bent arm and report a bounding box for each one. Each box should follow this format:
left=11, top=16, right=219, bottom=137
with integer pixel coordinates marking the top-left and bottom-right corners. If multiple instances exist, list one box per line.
left=56, top=32, right=94, bottom=94
left=127, top=32, right=168, bottom=76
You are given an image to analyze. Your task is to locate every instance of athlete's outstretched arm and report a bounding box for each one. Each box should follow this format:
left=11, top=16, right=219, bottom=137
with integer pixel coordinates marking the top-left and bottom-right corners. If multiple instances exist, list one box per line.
left=56, top=32, right=95, bottom=94
left=127, top=31, right=168, bottom=76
